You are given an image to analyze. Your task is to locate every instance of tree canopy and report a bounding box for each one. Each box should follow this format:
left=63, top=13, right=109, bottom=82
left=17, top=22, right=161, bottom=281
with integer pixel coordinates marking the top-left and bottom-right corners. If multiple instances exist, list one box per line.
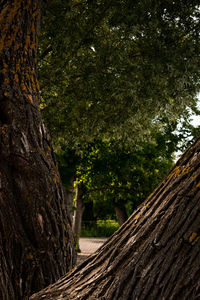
left=39, top=0, right=200, bottom=148
left=39, top=0, right=200, bottom=239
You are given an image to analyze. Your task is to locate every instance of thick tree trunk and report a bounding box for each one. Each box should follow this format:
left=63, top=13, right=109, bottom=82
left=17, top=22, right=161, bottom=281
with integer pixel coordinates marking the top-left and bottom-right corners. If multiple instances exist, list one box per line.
left=115, top=205, right=128, bottom=226
left=0, top=1, right=75, bottom=299
left=31, top=138, right=200, bottom=299
left=73, top=186, right=85, bottom=251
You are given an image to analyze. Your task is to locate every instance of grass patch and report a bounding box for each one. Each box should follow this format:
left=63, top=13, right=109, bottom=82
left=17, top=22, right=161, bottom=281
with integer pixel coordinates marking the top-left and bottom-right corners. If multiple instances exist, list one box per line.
left=81, top=220, right=119, bottom=237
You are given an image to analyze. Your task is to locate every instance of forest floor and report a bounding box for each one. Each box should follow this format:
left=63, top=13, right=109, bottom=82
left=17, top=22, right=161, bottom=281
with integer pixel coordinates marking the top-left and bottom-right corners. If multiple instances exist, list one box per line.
left=77, top=237, right=108, bottom=265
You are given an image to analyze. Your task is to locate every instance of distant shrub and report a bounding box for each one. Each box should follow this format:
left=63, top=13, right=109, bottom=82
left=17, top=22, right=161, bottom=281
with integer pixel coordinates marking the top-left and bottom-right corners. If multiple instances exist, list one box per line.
left=81, top=220, right=119, bottom=237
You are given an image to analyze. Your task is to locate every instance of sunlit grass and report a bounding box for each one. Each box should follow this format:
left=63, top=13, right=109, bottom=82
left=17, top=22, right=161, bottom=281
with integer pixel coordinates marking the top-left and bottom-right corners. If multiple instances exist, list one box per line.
left=81, top=220, right=119, bottom=237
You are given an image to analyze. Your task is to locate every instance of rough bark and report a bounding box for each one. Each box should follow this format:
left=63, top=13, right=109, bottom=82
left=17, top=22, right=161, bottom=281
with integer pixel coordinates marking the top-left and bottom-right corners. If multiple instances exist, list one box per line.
left=0, top=1, right=75, bottom=299
left=115, top=205, right=128, bottom=226
left=73, top=186, right=85, bottom=251
left=31, top=137, right=200, bottom=299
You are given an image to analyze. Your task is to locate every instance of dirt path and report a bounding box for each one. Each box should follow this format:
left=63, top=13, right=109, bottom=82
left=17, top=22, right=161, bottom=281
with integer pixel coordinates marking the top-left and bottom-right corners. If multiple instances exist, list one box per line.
left=77, top=237, right=108, bottom=265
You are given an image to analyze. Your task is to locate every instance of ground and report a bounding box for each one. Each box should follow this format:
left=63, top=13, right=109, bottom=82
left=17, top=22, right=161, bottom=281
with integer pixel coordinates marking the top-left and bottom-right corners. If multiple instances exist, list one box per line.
left=77, top=237, right=108, bottom=265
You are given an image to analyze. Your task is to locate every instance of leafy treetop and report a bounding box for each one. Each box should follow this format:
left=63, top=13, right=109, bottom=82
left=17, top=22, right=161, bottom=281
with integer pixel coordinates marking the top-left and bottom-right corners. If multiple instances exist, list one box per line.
left=39, top=0, right=200, bottom=148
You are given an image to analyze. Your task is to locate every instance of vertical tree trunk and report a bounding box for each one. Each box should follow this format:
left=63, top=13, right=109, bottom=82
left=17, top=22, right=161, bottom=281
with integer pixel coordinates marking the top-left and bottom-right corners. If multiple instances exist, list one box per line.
left=63, top=177, right=74, bottom=225
left=31, top=138, right=200, bottom=299
left=115, top=205, right=128, bottom=226
left=0, top=1, right=75, bottom=299
left=73, top=186, right=85, bottom=251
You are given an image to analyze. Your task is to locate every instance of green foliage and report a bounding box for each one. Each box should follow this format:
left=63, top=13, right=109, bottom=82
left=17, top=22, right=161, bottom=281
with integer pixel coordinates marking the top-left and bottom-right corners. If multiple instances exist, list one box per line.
left=56, top=115, right=199, bottom=222
left=38, top=1, right=200, bottom=224
left=39, top=0, right=200, bottom=148
left=76, top=121, right=179, bottom=218
left=81, top=220, right=119, bottom=237
left=173, top=110, right=200, bottom=152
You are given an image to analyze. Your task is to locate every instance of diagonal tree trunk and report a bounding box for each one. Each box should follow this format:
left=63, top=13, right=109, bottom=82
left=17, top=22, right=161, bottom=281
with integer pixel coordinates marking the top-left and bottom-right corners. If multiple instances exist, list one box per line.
left=31, top=138, right=200, bottom=299
left=0, top=1, right=75, bottom=299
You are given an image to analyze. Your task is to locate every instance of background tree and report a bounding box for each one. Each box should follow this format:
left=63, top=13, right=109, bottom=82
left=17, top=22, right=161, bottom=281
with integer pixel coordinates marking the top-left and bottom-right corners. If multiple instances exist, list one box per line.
left=77, top=129, right=176, bottom=226
left=58, top=116, right=200, bottom=253
left=74, top=116, right=198, bottom=226
left=0, top=1, right=75, bottom=299
left=39, top=0, right=200, bottom=149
